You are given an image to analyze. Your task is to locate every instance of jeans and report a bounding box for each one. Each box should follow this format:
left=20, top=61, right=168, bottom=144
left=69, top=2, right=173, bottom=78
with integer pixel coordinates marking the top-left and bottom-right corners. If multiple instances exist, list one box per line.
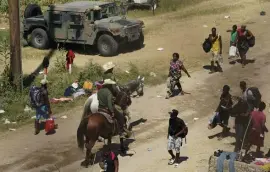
left=217, top=152, right=237, bottom=172
left=235, top=123, right=245, bottom=152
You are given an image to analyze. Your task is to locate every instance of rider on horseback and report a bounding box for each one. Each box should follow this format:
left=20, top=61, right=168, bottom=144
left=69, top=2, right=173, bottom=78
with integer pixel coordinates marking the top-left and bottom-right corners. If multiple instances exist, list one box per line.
left=166, top=53, right=191, bottom=99
left=102, top=62, right=119, bottom=93
left=98, top=79, right=131, bottom=138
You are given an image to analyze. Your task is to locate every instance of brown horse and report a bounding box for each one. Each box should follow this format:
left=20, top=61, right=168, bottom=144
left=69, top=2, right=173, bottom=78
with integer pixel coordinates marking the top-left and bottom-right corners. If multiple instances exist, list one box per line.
left=77, top=112, right=126, bottom=167
left=77, top=88, right=132, bottom=168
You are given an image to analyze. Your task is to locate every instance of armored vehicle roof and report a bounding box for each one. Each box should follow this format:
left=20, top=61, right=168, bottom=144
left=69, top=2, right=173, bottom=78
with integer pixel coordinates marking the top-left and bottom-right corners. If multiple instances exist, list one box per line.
left=48, top=1, right=114, bottom=13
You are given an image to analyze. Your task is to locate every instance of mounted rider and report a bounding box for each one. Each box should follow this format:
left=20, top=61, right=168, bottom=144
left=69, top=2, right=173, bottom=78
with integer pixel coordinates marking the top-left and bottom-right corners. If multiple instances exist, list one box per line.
left=101, top=63, right=132, bottom=138
left=166, top=53, right=191, bottom=99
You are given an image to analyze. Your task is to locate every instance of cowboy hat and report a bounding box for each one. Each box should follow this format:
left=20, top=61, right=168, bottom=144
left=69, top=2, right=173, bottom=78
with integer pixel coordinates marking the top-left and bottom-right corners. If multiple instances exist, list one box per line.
left=102, top=79, right=116, bottom=85
left=102, top=62, right=115, bottom=71
left=40, top=79, right=49, bottom=85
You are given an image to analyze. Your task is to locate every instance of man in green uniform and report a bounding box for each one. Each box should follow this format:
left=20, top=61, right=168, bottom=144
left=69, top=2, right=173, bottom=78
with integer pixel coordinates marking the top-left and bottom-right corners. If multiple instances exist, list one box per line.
left=102, top=62, right=132, bottom=136
left=98, top=79, right=130, bottom=138
left=102, top=61, right=119, bottom=96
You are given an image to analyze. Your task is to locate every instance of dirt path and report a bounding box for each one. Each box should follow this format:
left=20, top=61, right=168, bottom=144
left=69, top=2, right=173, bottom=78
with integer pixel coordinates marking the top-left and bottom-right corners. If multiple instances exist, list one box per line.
left=1, top=0, right=270, bottom=171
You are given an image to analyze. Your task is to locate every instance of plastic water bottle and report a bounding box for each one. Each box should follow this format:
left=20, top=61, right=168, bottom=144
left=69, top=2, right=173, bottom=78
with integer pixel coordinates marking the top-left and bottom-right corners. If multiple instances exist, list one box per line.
left=104, top=161, right=108, bottom=171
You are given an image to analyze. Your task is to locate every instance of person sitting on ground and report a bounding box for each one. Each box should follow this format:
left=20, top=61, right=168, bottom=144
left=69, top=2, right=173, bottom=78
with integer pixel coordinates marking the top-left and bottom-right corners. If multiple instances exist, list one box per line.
left=166, top=53, right=191, bottom=99
left=167, top=109, right=187, bottom=167
left=97, top=79, right=130, bottom=138
left=209, top=27, right=223, bottom=73
left=245, top=101, right=268, bottom=157
left=100, top=146, right=119, bottom=172
left=35, top=79, right=52, bottom=135
left=215, top=85, right=233, bottom=140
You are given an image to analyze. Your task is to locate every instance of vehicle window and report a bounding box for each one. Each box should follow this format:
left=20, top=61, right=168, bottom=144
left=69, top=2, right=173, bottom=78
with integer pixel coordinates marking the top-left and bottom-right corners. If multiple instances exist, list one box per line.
left=70, top=14, right=82, bottom=25
left=93, top=11, right=102, bottom=21
left=87, top=12, right=91, bottom=20
left=52, top=13, right=61, bottom=23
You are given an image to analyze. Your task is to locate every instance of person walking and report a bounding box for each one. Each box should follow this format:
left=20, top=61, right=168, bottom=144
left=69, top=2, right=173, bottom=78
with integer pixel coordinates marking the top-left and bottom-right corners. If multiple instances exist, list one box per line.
left=167, top=109, right=187, bottom=167
left=215, top=85, right=233, bottom=140
left=237, top=25, right=254, bottom=68
left=166, top=53, right=191, bottom=99
left=30, top=79, right=52, bottom=135
left=209, top=27, right=223, bottom=73
left=227, top=25, right=239, bottom=59
left=234, top=81, right=261, bottom=152
left=245, top=101, right=268, bottom=157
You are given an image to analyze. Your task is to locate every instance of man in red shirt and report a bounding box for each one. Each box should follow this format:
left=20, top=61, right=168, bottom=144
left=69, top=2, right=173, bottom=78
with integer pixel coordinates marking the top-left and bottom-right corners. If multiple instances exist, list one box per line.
left=245, top=101, right=268, bottom=156
left=66, top=49, right=75, bottom=71
left=237, top=25, right=254, bottom=68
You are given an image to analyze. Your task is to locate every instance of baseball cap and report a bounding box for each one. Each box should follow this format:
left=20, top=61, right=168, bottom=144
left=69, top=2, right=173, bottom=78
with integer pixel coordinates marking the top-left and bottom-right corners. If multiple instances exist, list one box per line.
left=168, top=109, right=179, bottom=116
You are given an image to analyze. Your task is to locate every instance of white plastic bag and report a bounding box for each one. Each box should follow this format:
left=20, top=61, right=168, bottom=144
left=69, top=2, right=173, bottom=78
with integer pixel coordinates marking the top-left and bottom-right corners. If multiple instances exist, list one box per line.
left=229, top=46, right=237, bottom=57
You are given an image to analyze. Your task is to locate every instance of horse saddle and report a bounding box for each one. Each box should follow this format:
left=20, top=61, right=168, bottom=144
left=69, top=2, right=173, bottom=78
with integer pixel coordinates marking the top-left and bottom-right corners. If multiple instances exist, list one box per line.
left=98, top=109, right=114, bottom=124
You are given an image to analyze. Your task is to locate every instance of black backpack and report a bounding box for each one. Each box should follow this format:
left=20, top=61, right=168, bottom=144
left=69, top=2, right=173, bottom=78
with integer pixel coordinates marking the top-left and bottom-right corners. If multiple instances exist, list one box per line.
left=247, top=87, right=261, bottom=108
left=180, top=127, right=188, bottom=138
left=248, top=36, right=255, bottom=47
left=29, top=86, right=42, bottom=108
left=202, top=38, right=212, bottom=53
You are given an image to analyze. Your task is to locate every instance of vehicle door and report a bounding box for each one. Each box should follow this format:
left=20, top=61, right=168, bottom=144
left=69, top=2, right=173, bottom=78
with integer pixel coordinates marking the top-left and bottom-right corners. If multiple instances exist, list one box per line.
left=67, top=13, right=84, bottom=42
left=48, top=11, right=67, bottom=40
left=83, top=10, right=99, bottom=45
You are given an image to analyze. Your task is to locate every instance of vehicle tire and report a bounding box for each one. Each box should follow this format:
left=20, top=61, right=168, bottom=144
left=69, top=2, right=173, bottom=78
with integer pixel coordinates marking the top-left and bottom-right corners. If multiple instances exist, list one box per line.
left=97, top=34, right=119, bottom=57
left=134, top=32, right=144, bottom=49
left=30, top=28, right=49, bottom=49
left=24, top=4, right=42, bottom=18
left=149, top=0, right=158, bottom=10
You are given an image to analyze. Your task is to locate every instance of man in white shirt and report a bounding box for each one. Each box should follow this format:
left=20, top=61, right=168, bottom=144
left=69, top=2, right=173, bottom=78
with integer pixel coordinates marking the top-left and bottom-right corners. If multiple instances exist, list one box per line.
left=240, top=81, right=255, bottom=114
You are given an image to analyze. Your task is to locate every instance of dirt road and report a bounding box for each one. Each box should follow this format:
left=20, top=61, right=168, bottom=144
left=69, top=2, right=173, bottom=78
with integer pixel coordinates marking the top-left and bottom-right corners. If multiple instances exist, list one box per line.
left=1, top=0, right=270, bottom=171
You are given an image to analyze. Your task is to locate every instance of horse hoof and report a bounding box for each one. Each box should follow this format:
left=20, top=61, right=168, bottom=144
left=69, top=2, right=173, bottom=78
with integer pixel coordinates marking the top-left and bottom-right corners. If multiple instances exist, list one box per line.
left=81, top=160, right=89, bottom=168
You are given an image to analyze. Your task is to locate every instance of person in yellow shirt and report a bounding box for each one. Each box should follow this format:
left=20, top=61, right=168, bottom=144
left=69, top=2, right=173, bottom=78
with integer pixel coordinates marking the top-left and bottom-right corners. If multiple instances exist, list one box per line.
left=209, top=27, right=223, bottom=73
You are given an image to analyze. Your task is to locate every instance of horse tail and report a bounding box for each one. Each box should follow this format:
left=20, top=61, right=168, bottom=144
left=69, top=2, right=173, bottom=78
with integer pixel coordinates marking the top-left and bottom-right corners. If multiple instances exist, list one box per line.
left=77, top=96, right=93, bottom=150
left=77, top=118, right=88, bottom=150
left=81, top=95, right=93, bottom=121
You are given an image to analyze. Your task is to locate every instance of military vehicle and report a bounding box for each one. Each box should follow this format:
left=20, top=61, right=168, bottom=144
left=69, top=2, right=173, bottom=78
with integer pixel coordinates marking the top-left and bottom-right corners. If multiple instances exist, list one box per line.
left=126, top=0, right=158, bottom=10
left=22, top=1, right=145, bottom=57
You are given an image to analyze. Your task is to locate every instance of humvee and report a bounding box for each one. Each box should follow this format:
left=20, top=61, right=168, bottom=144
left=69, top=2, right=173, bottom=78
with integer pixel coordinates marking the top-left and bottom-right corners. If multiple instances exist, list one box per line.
left=22, top=1, right=145, bottom=57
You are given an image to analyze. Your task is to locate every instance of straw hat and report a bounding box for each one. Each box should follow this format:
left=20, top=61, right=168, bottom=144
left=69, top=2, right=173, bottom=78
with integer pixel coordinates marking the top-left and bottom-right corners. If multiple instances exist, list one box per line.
left=102, top=62, right=115, bottom=71
left=102, top=79, right=116, bottom=85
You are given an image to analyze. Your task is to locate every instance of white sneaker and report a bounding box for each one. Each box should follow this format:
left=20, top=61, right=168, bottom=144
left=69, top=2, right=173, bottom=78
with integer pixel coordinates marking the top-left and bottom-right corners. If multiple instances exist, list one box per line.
left=174, top=163, right=179, bottom=168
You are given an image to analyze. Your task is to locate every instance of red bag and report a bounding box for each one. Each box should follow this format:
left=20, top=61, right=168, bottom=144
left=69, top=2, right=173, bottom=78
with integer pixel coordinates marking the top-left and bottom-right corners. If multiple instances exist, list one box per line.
left=45, top=118, right=55, bottom=133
